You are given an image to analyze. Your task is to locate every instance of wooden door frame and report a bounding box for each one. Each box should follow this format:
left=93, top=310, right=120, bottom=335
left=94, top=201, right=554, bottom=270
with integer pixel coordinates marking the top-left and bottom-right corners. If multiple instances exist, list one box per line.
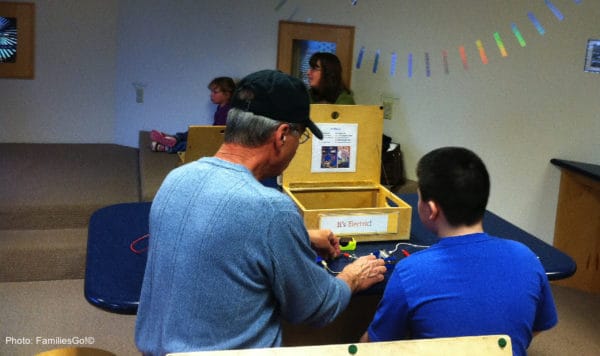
left=277, top=21, right=355, bottom=88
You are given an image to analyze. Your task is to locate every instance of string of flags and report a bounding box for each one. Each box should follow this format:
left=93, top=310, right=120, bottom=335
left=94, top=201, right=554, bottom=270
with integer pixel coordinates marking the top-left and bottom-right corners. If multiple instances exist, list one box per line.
left=274, top=0, right=583, bottom=78
left=351, top=0, right=581, bottom=78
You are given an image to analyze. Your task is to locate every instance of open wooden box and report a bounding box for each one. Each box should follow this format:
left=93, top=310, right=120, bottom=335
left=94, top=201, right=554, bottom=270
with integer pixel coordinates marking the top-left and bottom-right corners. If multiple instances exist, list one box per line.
left=282, top=105, right=411, bottom=242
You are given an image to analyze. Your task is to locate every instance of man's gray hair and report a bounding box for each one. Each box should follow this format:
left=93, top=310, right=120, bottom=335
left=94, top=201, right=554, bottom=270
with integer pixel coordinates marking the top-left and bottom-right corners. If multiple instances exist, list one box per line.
left=225, top=108, right=303, bottom=147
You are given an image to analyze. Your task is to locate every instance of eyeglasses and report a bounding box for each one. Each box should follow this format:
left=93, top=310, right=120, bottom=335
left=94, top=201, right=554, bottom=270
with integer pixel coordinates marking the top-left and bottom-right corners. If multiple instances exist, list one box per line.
left=291, top=128, right=310, bottom=144
left=307, top=65, right=321, bottom=72
left=299, top=131, right=310, bottom=144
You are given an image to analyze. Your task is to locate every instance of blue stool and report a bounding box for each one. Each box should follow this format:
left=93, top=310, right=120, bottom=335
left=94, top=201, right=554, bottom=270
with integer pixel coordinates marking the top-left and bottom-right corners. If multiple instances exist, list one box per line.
left=84, top=202, right=151, bottom=314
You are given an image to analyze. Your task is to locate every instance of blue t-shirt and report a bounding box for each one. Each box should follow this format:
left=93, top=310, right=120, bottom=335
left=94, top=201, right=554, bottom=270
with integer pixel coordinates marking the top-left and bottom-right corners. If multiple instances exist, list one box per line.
left=367, top=233, right=557, bottom=356
left=135, top=157, right=351, bottom=355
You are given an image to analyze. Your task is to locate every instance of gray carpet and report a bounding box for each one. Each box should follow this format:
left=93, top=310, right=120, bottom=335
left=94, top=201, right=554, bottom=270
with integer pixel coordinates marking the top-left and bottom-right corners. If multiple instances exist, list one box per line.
left=0, top=143, right=141, bottom=230
left=0, top=279, right=137, bottom=356
left=0, top=139, right=178, bottom=282
left=0, top=280, right=598, bottom=355
left=529, top=284, right=600, bottom=355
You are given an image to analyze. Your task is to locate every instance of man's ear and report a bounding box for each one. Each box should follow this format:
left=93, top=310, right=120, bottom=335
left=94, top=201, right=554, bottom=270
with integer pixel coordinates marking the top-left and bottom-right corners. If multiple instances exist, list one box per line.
left=273, top=124, right=289, bottom=149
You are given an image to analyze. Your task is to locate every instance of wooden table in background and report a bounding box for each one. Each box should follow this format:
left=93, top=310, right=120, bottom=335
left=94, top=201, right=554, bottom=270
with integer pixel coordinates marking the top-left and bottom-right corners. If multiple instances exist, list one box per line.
left=551, top=159, right=600, bottom=293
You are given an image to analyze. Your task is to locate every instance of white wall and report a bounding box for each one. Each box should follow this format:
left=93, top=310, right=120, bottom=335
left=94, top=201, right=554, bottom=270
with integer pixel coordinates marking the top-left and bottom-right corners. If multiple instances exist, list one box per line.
left=0, top=0, right=118, bottom=143
left=350, top=0, right=600, bottom=244
left=1, top=0, right=599, bottom=245
left=113, top=0, right=281, bottom=146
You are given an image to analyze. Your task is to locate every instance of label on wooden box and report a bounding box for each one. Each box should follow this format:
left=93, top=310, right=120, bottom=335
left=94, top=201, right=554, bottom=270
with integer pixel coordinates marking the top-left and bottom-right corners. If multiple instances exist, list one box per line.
left=320, top=213, right=392, bottom=235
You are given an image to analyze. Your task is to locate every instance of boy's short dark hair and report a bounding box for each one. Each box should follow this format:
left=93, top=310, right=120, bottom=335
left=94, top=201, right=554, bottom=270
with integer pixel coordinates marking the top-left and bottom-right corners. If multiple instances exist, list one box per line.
left=416, top=147, right=490, bottom=226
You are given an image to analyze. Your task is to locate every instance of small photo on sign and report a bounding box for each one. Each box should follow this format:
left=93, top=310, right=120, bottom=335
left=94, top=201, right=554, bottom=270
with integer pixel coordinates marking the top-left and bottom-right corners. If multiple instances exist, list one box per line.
left=321, top=146, right=338, bottom=168
left=337, top=146, right=351, bottom=168
left=320, top=146, right=353, bottom=169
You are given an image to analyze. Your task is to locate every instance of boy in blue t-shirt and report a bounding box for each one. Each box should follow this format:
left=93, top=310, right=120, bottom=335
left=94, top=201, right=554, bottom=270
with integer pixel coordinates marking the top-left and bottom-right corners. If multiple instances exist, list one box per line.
left=360, top=147, right=557, bottom=356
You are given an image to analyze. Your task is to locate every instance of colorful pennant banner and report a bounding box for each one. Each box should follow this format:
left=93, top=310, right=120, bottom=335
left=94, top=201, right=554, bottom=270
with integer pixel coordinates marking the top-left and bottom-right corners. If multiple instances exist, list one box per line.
left=459, top=46, right=468, bottom=70
left=527, top=12, right=545, bottom=35
left=511, top=23, right=527, bottom=47
left=373, top=49, right=380, bottom=73
left=356, top=46, right=365, bottom=69
left=545, top=0, right=564, bottom=21
left=476, top=40, right=489, bottom=64
left=349, top=1, right=584, bottom=79
left=442, top=50, right=449, bottom=74
left=494, top=32, right=508, bottom=57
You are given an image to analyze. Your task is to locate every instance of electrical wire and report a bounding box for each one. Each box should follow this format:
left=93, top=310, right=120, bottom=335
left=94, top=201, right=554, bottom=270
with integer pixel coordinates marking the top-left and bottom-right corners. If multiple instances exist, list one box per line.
left=387, top=242, right=429, bottom=255
left=319, top=242, right=429, bottom=275
left=130, top=233, right=149, bottom=254
left=320, top=260, right=341, bottom=274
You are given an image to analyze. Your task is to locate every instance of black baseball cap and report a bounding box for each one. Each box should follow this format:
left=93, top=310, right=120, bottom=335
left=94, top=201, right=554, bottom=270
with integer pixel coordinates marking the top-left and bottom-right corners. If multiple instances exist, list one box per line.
left=231, top=70, right=323, bottom=140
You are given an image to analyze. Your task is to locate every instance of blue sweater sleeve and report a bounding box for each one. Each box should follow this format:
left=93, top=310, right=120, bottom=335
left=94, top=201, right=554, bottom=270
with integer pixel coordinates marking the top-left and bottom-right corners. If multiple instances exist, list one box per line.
left=266, top=210, right=352, bottom=327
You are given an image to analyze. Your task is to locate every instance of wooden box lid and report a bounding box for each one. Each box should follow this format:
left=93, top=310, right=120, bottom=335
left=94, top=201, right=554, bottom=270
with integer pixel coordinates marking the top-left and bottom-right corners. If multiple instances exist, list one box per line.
left=282, top=105, right=384, bottom=186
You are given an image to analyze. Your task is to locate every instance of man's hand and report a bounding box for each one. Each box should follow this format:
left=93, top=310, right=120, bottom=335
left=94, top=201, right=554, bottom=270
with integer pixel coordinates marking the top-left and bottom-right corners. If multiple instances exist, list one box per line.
left=359, top=331, right=371, bottom=343
left=337, top=255, right=386, bottom=293
left=308, top=229, right=341, bottom=260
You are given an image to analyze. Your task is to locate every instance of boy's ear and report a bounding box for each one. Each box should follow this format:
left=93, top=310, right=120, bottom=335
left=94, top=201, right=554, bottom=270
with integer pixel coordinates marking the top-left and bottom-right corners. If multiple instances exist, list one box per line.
left=425, top=200, right=440, bottom=221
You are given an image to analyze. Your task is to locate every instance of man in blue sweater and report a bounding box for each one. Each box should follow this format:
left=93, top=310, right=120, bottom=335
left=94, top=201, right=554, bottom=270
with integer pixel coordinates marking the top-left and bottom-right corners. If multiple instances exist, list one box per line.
left=135, top=70, right=387, bottom=355
left=360, top=147, right=557, bottom=355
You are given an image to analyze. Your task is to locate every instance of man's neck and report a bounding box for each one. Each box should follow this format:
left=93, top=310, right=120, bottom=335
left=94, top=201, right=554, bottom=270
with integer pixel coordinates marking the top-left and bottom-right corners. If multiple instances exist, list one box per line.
left=214, top=143, right=270, bottom=180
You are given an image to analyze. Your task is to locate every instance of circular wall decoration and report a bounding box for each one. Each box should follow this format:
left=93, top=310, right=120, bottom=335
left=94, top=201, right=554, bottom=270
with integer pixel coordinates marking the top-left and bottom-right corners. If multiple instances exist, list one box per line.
left=0, top=16, right=18, bottom=63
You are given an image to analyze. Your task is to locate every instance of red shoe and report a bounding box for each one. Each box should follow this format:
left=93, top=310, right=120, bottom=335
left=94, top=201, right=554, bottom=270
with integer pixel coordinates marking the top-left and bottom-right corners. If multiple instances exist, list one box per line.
left=150, top=130, right=177, bottom=147
left=151, top=141, right=167, bottom=152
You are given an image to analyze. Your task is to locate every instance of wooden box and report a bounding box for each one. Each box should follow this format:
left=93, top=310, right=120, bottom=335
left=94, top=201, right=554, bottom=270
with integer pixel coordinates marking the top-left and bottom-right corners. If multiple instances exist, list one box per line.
left=181, top=125, right=225, bottom=164
left=282, top=105, right=411, bottom=242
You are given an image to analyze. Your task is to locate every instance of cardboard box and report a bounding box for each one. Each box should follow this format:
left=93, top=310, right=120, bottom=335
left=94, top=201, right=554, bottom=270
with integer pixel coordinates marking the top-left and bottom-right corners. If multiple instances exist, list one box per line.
left=282, top=105, right=411, bottom=242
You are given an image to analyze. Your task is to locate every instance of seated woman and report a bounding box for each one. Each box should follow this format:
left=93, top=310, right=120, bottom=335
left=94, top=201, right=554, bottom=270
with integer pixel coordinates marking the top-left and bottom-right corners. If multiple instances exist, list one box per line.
left=150, top=76, right=236, bottom=153
left=306, top=52, right=355, bottom=104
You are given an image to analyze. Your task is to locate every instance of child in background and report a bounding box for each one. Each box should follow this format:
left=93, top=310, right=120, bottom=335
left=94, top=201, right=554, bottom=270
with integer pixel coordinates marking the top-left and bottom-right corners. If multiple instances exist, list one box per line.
left=150, top=76, right=236, bottom=153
